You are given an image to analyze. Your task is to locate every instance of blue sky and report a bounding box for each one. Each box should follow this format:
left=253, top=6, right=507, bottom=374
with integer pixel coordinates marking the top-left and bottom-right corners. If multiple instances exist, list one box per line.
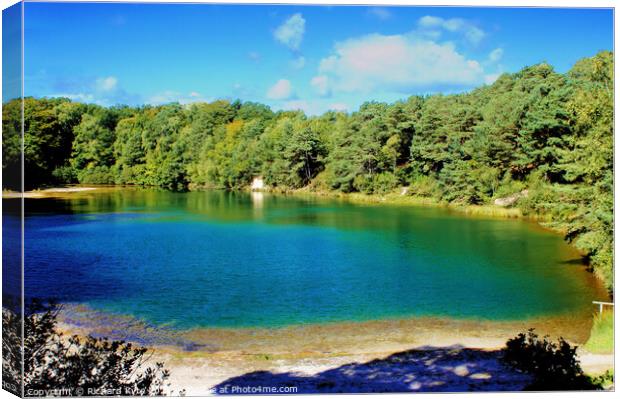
left=22, top=3, right=613, bottom=115
left=2, top=2, right=21, bottom=103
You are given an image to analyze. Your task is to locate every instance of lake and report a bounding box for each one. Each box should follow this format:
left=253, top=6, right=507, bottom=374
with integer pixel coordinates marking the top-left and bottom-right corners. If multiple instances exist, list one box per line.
left=5, top=188, right=608, bottom=329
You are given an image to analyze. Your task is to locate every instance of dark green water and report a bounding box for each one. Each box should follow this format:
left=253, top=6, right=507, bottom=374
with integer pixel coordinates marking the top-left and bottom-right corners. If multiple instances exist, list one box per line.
left=18, top=188, right=607, bottom=328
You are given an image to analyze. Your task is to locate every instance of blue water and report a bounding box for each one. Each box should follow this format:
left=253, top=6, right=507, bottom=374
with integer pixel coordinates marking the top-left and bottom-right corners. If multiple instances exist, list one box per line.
left=12, top=189, right=606, bottom=328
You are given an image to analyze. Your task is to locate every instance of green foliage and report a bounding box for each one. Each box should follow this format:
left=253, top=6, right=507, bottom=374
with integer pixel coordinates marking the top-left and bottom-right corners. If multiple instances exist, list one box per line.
left=503, top=329, right=600, bottom=390
left=71, top=112, right=115, bottom=175
left=327, top=102, right=411, bottom=194
left=77, top=166, right=115, bottom=185
left=407, top=174, right=439, bottom=198
left=51, top=165, right=77, bottom=184
left=3, top=51, right=613, bottom=290
left=2, top=300, right=171, bottom=396
left=1, top=97, right=84, bottom=189
left=589, top=369, right=614, bottom=390
left=353, top=172, right=399, bottom=194
left=584, top=311, right=614, bottom=354
left=2, top=98, right=22, bottom=190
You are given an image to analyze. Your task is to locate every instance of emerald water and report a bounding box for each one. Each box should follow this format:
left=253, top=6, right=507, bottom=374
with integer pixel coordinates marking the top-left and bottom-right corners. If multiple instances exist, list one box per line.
left=13, top=188, right=606, bottom=328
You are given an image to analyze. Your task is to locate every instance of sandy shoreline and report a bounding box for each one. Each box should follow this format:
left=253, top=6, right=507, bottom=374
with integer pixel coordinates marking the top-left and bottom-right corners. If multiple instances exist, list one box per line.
left=57, top=305, right=612, bottom=394
left=3, top=186, right=101, bottom=198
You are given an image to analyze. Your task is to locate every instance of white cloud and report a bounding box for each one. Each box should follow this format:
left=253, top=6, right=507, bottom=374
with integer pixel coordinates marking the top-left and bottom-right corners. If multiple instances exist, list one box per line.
left=311, top=75, right=330, bottom=96
left=368, top=8, right=391, bottom=21
left=50, top=92, right=96, bottom=103
left=274, top=13, right=305, bottom=51
left=489, top=48, right=504, bottom=62
left=316, top=33, right=484, bottom=94
left=148, top=90, right=211, bottom=105
left=484, top=73, right=502, bottom=85
left=465, top=27, right=485, bottom=45
left=49, top=76, right=139, bottom=106
left=282, top=100, right=312, bottom=114
left=418, top=29, right=442, bottom=41
left=290, top=56, right=306, bottom=69
left=95, top=76, right=118, bottom=92
left=418, top=15, right=444, bottom=28
left=329, top=103, right=348, bottom=112
left=266, top=79, right=293, bottom=100
left=417, top=15, right=485, bottom=45
left=276, top=99, right=352, bottom=116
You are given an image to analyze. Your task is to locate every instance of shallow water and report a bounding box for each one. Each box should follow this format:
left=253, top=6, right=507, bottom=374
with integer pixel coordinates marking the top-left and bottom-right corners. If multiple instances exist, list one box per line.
left=7, top=188, right=608, bottom=329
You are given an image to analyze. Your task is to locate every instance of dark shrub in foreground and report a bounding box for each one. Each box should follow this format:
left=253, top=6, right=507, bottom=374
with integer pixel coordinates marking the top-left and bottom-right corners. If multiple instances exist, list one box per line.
left=2, top=300, right=171, bottom=396
left=503, top=329, right=600, bottom=390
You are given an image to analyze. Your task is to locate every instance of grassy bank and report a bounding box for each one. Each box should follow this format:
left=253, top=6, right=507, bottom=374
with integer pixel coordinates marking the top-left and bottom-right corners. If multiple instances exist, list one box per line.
left=283, top=188, right=528, bottom=220
left=583, top=311, right=614, bottom=390
left=585, top=311, right=614, bottom=354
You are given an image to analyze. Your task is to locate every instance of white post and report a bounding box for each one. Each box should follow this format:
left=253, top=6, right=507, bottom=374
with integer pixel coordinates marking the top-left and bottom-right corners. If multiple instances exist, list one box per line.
left=593, top=301, right=614, bottom=319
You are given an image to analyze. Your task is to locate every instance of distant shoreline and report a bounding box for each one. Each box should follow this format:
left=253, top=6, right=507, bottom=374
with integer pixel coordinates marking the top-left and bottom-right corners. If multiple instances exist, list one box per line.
left=6, top=183, right=529, bottom=219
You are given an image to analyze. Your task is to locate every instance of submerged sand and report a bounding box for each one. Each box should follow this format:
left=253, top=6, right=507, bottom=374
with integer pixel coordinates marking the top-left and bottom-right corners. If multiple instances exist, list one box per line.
left=56, top=305, right=612, bottom=394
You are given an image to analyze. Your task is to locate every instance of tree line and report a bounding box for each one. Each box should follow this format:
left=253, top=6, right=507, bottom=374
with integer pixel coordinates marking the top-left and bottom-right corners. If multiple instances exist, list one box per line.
left=2, top=51, right=613, bottom=290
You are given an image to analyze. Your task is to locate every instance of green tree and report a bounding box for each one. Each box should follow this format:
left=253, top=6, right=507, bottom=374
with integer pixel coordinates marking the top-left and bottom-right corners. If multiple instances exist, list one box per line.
left=71, top=112, right=116, bottom=184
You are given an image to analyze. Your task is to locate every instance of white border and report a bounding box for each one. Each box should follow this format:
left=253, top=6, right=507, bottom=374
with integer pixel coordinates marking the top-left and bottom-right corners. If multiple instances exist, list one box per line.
left=0, top=1, right=617, bottom=399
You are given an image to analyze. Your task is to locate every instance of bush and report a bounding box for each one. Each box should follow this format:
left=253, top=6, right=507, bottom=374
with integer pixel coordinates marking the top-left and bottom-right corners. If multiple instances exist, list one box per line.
left=372, top=172, right=399, bottom=194
left=351, top=172, right=400, bottom=195
left=503, top=329, right=599, bottom=390
left=77, top=166, right=115, bottom=184
left=589, top=369, right=614, bottom=390
left=2, top=300, right=171, bottom=396
left=51, top=165, right=78, bottom=184
left=407, top=174, right=438, bottom=198
left=494, top=173, right=527, bottom=199
left=352, top=174, right=373, bottom=194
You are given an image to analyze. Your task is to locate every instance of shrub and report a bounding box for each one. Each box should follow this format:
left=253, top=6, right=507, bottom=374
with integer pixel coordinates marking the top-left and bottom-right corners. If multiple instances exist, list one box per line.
left=77, top=166, right=115, bottom=184
left=503, top=329, right=599, bottom=390
left=2, top=300, right=171, bottom=396
left=589, top=369, right=614, bottom=390
left=306, top=170, right=331, bottom=192
left=51, top=165, right=78, bottom=184
left=352, top=174, right=373, bottom=194
left=407, top=174, right=438, bottom=198
left=372, top=172, right=399, bottom=194
left=493, top=173, right=527, bottom=199
left=351, top=172, right=400, bottom=195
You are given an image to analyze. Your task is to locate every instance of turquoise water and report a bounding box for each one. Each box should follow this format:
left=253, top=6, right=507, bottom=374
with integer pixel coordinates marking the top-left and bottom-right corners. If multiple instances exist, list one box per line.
left=18, top=189, right=606, bottom=328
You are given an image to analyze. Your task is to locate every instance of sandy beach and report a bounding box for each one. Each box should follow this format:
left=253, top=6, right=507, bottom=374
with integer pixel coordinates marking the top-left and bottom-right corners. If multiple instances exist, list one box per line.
left=3, top=186, right=101, bottom=198
left=57, top=305, right=612, bottom=394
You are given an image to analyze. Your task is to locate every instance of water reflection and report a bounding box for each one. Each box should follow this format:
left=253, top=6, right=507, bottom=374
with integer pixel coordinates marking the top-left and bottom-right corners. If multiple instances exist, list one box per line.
left=251, top=191, right=264, bottom=212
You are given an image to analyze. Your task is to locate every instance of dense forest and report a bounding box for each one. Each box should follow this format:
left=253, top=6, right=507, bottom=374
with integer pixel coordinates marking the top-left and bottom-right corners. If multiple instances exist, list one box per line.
left=2, top=51, right=613, bottom=290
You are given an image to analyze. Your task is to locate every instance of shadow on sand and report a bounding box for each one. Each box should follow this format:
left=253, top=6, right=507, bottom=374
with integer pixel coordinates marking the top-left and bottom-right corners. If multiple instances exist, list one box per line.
left=212, top=345, right=533, bottom=394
